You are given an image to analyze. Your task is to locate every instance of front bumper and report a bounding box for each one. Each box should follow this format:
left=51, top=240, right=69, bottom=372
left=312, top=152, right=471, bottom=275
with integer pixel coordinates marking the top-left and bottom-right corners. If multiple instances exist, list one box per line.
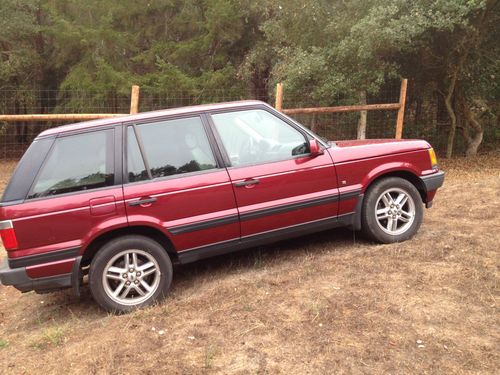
left=419, top=170, right=445, bottom=208
left=0, top=259, right=73, bottom=293
left=420, top=170, right=445, bottom=192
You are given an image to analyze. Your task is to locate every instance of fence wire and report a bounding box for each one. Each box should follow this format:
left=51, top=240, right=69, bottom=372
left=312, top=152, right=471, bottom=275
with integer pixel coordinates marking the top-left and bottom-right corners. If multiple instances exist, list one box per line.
left=0, top=85, right=453, bottom=160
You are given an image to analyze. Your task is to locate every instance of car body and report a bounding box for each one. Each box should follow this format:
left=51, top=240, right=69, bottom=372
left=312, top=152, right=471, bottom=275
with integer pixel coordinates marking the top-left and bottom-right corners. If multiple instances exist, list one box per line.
left=0, top=100, right=444, bottom=312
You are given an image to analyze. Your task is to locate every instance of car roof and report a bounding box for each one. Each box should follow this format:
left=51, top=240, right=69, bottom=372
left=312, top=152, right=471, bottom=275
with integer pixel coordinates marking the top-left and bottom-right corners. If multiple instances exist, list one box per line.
left=38, top=100, right=268, bottom=137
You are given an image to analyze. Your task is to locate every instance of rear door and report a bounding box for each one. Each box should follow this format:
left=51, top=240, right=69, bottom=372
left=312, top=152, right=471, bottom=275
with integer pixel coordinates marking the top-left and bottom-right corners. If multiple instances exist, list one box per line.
left=207, top=107, right=340, bottom=238
left=5, top=127, right=127, bottom=268
left=122, top=115, right=240, bottom=253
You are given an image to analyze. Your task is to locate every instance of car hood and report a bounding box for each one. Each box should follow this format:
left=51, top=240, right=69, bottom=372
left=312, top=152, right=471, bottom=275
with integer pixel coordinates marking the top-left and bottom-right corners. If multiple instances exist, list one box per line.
left=327, top=139, right=431, bottom=163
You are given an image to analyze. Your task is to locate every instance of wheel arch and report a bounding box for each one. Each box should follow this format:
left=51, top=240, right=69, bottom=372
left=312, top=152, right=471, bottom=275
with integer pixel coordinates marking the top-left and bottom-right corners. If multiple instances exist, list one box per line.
left=351, top=169, right=427, bottom=231
left=364, top=170, right=427, bottom=203
left=81, top=225, right=178, bottom=267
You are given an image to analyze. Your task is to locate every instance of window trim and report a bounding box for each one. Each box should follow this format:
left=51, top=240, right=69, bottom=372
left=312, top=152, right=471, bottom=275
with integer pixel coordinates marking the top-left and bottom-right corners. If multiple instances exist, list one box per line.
left=123, top=114, right=223, bottom=185
left=131, top=124, right=153, bottom=180
left=26, top=127, right=118, bottom=201
left=206, top=106, right=316, bottom=169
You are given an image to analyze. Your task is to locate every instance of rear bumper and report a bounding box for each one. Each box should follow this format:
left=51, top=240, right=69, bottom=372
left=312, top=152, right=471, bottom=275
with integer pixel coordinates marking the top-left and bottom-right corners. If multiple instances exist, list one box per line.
left=0, top=258, right=78, bottom=294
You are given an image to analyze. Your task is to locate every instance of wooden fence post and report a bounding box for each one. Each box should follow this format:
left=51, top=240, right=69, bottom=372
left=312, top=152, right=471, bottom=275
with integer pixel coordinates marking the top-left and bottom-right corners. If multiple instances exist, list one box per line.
left=130, top=85, right=140, bottom=114
left=275, top=83, right=283, bottom=112
left=395, top=78, right=408, bottom=139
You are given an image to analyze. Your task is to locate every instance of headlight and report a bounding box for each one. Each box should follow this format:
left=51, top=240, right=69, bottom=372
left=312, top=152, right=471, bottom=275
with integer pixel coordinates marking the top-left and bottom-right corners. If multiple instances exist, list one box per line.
left=428, top=148, right=438, bottom=169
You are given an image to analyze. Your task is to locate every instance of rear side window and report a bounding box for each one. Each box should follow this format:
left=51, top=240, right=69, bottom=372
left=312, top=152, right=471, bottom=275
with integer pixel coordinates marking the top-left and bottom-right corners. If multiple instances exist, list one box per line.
left=29, top=130, right=115, bottom=198
left=127, top=117, right=217, bottom=181
left=1, top=137, right=54, bottom=203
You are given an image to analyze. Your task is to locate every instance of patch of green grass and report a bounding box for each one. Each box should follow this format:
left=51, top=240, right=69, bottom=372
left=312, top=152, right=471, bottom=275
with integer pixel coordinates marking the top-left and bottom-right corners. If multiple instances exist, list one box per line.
left=0, top=339, right=8, bottom=349
left=43, top=327, right=65, bottom=346
left=253, top=250, right=267, bottom=268
left=204, top=345, right=218, bottom=369
left=28, top=327, right=65, bottom=350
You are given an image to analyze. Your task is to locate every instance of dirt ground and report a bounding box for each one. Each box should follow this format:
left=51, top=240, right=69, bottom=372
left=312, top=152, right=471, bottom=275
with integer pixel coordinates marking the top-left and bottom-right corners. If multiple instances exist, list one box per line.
left=0, top=153, right=498, bottom=374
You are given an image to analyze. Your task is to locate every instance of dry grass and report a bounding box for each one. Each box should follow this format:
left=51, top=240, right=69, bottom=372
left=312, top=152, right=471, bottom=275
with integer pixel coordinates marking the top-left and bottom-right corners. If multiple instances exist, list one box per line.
left=0, top=153, right=499, bottom=374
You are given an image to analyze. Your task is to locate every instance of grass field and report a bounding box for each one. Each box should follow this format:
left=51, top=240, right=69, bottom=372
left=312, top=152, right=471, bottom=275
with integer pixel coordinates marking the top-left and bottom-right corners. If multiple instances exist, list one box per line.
left=0, top=154, right=499, bottom=374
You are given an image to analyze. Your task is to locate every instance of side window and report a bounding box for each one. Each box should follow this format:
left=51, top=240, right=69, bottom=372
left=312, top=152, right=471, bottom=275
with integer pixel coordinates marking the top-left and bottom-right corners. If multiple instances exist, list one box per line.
left=130, top=117, right=217, bottom=180
left=29, top=129, right=114, bottom=198
left=211, top=109, right=309, bottom=167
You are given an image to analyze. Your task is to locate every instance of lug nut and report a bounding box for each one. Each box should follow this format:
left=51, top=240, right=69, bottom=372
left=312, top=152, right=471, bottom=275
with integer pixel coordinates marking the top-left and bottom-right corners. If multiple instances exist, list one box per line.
left=126, top=281, right=131, bottom=285
left=136, top=272, right=141, bottom=276
left=134, top=280, right=139, bottom=285
left=129, top=268, right=134, bottom=273
left=123, top=274, right=128, bottom=278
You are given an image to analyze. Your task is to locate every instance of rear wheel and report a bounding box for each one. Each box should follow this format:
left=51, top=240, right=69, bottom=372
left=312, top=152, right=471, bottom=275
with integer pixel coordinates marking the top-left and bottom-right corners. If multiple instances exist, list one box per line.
left=361, top=177, right=423, bottom=243
left=89, top=235, right=173, bottom=313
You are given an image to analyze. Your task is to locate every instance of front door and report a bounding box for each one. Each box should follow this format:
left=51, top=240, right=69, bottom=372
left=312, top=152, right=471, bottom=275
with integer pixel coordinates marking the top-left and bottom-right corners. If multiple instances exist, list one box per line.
left=208, top=108, right=339, bottom=238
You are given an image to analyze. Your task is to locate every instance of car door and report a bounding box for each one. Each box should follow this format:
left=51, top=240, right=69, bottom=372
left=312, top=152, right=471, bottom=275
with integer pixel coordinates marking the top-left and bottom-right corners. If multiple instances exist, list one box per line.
left=122, top=115, right=240, bottom=254
left=8, top=127, right=127, bottom=268
left=207, top=107, right=340, bottom=238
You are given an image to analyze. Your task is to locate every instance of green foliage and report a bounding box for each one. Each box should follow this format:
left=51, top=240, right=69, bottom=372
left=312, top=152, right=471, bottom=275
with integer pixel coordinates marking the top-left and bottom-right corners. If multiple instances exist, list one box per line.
left=0, top=0, right=43, bottom=89
left=0, top=0, right=497, bottom=153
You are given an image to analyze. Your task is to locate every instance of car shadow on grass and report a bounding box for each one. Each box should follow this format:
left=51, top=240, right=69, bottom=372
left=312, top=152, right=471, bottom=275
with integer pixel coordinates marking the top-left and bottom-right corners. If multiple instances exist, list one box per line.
left=172, top=226, right=363, bottom=285
left=19, top=227, right=367, bottom=319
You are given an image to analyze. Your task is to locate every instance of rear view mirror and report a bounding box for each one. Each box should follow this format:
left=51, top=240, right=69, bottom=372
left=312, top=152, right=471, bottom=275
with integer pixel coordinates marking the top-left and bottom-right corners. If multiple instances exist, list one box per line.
left=309, top=139, right=324, bottom=157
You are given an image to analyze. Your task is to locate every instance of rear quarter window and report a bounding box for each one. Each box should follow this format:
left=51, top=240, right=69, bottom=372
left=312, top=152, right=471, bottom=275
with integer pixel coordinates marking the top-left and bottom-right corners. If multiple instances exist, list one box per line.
left=1, top=137, right=54, bottom=203
left=28, top=129, right=115, bottom=199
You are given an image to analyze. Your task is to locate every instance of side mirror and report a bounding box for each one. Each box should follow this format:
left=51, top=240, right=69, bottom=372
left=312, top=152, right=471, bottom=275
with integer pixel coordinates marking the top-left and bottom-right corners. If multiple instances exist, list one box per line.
left=309, top=139, right=324, bottom=157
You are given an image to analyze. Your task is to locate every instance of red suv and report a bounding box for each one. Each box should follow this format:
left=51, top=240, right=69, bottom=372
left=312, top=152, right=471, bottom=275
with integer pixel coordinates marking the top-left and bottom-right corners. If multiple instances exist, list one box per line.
left=0, top=101, right=444, bottom=312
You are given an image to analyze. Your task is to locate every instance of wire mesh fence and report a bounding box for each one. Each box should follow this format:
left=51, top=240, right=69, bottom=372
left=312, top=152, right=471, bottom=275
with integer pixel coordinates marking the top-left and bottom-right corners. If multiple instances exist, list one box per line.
left=0, top=84, right=452, bottom=161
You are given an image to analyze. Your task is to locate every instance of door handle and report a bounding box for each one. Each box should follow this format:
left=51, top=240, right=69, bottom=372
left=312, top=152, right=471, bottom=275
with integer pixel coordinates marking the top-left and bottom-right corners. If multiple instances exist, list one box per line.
left=129, top=197, right=157, bottom=207
left=234, top=179, right=260, bottom=187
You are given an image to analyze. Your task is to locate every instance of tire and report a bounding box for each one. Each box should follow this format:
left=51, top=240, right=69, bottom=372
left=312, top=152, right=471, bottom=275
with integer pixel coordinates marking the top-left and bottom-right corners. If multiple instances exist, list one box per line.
left=89, top=235, right=173, bottom=313
left=361, top=177, right=423, bottom=243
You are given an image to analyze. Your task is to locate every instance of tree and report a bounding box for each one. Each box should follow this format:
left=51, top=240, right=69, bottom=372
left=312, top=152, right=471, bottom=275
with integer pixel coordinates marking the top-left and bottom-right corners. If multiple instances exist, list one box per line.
left=256, top=0, right=498, bottom=154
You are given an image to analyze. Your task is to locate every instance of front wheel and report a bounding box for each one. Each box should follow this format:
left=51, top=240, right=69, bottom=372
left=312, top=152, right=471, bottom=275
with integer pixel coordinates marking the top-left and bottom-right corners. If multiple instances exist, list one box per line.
left=361, top=177, right=423, bottom=243
left=89, top=235, right=173, bottom=313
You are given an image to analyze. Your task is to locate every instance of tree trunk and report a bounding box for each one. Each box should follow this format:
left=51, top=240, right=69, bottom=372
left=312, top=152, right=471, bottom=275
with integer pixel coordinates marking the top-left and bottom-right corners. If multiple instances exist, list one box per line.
left=442, top=68, right=459, bottom=158
left=464, top=129, right=483, bottom=157
left=460, top=96, right=484, bottom=157
left=357, top=90, right=367, bottom=139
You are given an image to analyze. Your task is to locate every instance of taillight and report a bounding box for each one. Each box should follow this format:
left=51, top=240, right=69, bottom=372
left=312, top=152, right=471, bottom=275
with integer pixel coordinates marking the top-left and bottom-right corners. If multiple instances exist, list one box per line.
left=0, top=220, right=18, bottom=250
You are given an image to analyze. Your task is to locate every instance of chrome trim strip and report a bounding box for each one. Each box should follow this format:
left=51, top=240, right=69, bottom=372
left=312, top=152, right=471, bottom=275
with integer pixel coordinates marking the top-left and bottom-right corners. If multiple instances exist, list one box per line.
left=124, top=181, right=232, bottom=203
left=14, top=206, right=89, bottom=222
left=177, top=236, right=240, bottom=253
left=0, top=220, right=13, bottom=230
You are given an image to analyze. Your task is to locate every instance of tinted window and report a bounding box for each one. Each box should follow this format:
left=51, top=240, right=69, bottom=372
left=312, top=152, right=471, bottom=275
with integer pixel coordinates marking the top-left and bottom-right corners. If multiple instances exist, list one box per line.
left=127, top=127, right=149, bottom=182
left=211, top=109, right=309, bottom=167
left=135, top=117, right=217, bottom=179
left=2, top=137, right=54, bottom=202
left=29, top=130, right=114, bottom=198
